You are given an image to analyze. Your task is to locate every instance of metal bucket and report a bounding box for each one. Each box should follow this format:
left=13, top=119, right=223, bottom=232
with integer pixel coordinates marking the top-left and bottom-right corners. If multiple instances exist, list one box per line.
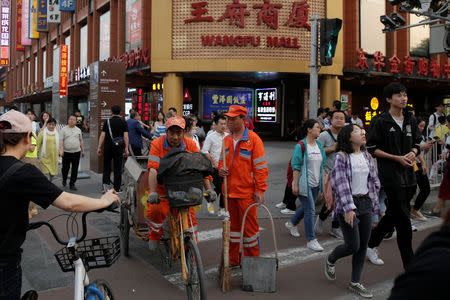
left=239, top=204, right=278, bottom=293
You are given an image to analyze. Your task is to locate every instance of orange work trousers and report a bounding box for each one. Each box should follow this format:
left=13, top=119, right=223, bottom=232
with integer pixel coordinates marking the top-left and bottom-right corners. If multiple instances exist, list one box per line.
left=146, top=198, right=198, bottom=242
left=229, top=197, right=260, bottom=266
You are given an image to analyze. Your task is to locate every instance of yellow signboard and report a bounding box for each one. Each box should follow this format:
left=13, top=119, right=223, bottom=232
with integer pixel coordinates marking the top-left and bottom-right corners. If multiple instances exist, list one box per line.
left=370, top=97, right=379, bottom=111
left=29, top=0, right=39, bottom=39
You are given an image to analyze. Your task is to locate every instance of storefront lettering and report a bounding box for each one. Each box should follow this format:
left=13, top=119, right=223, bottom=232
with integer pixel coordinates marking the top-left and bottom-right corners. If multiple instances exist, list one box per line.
left=201, top=35, right=300, bottom=48
left=388, top=55, right=401, bottom=73
left=356, top=49, right=449, bottom=79
left=371, top=51, right=385, bottom=72
left=254, top=0, right=283, bottom=30
left=403, top=55, right=415, bottom=75
left=355, top=48, right=369, bottom=70
left=184, top=0, right=311, bottom=31
left=217, top=0, right=251, bottom=28
left=284, top=1, right=310, bottom=30
left=107, top=47, right=150, bottom=69
left=185, top=1, right=214, bottom=23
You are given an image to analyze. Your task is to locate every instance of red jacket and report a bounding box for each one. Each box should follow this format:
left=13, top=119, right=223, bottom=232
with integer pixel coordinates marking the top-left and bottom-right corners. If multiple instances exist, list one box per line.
left=218, top=128, right=268, bottom=198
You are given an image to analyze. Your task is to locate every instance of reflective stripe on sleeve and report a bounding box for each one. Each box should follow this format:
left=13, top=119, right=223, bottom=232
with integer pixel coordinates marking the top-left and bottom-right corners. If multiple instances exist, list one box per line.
left=253, top=156, right=266, bottom=165
left=255, top=163, right=268, bottom=170
left=148, top=155, right=160, bottom=163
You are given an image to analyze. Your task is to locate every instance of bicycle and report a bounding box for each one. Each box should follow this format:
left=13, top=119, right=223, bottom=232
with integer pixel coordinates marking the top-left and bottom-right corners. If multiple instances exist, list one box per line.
left=27, top=204, right=120, bottom=300
left=120, top=185, right=208, bottom=300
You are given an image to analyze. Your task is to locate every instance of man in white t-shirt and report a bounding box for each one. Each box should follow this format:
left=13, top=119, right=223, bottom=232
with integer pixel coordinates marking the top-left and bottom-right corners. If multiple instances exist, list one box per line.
left=351, top=111, right=364, bottom=127
left=428, top=103, right=445, bottom=138
left=202, top=115, right=229, bottom=216
left=60, top=115, right=85, bottom=190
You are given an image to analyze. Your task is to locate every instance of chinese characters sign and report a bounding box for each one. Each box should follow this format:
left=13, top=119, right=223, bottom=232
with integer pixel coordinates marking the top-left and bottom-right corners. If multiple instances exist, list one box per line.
left=255, top=88, right=277, bottom=122
left=48, top=0, right=60, bottom=23
left=60, top=0, right=75, bottom=11
left=21, top=0, right=31, bottom=45
left=0, top=0, right=10, bottom=66
left=29, top=0, right=39, bottom=39
left=355, top=48, right=450, bottom=79
left=173, top=0, right=325, bottom=61
left=129, top=1, right=141, bottom=44
left=37, top=0, right=47, bottom=31
left=60, top=45, right=69, bottom=96
left=16, top=0, right=25, bottom=51
left=202, top=87, right=253, bottom=119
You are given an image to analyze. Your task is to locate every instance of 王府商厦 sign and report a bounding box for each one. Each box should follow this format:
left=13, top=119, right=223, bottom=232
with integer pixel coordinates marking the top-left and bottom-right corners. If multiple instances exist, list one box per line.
left=173, top=0, right=325, bottom=61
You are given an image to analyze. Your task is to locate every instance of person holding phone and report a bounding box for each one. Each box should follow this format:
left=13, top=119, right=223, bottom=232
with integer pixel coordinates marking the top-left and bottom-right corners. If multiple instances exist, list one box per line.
left=325, top=124, right=380, bottom=298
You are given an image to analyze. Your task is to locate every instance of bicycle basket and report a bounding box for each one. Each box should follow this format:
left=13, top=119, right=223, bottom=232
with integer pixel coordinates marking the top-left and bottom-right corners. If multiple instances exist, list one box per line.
left=165, top=175, right=204, bottom=208
left=54, top=236, right=120, bottom=272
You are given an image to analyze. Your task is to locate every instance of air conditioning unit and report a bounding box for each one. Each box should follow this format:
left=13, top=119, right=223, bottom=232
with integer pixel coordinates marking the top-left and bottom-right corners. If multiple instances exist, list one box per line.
left=430, top=23, right=450, bottom=54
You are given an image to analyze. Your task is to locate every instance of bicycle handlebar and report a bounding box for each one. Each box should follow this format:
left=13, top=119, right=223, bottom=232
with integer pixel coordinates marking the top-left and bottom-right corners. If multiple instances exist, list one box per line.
left=27, top=203, right=119, bottom=246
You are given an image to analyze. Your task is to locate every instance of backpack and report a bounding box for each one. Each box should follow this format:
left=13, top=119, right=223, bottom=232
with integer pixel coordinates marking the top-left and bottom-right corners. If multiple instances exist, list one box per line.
left=286, top=141, right=305, bottom=188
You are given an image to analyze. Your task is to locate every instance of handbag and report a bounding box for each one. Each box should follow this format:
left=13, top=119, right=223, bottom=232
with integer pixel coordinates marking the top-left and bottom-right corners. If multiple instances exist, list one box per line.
left=107, top=119, right=125, bottom=148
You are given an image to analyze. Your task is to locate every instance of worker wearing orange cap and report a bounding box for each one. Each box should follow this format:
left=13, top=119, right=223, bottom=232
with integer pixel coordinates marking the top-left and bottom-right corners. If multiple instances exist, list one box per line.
left=218, top=105, right=269, bottom=266
left=146, top=116, right=216, bottom=250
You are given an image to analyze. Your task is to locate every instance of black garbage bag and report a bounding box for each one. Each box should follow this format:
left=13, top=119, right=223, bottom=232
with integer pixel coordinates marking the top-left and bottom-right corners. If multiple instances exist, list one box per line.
left=157, top=148, right=214, bottom=208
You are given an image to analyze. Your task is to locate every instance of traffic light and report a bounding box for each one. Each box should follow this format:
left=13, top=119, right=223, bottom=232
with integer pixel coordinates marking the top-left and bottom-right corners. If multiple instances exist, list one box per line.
left=319, top=18, right=342, bottom=66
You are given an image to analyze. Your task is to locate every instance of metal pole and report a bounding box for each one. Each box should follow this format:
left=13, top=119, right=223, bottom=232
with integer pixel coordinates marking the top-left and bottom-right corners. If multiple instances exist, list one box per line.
left=309, top=14, right=319, bottom=120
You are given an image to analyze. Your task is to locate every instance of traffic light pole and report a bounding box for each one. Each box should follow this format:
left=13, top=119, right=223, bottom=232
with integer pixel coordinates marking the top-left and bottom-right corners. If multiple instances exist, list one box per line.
left=309, top=14, right=320, bottom=120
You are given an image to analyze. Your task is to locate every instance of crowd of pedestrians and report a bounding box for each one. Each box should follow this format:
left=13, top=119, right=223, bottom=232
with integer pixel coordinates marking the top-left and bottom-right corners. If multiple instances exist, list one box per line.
left=1, top=80, right=450, bottom=299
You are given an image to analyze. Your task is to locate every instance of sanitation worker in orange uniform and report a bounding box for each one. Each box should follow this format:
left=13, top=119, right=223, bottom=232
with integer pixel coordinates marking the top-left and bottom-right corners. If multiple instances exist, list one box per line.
left=146, top=116, right=216, bottom=250
left=218, top=105, right=269, bottom=266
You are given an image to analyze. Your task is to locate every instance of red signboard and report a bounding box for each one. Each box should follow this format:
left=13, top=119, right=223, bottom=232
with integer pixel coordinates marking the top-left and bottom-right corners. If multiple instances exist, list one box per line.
left=0, top=0, right=10, bottom=66
left=59, top=45, right=69, bottom=96
left=129, top=1, right=141, bottom=44
left=17, top=0, right=25, bottom=51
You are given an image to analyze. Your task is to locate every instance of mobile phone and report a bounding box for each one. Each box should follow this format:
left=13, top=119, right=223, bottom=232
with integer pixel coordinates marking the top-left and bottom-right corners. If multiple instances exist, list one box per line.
left=103, top=184, right=114, bottom=193
left=353, top=216, right=360, bottom=226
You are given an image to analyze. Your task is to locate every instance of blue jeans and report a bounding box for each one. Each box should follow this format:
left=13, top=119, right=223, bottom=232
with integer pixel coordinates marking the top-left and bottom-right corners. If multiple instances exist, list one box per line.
left=291, top=186, right=320, bottom=241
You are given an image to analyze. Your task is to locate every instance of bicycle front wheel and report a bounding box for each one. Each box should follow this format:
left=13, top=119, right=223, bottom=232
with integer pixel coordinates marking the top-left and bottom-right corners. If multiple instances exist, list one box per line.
left=87, top=279, right=114, bottom=300
left=184, top=236, right=207, bottom=300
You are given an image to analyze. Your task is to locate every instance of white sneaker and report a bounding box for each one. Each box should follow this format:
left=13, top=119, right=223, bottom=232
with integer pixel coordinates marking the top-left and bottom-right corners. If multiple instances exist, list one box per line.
left=285, top=221, right=300, bottom=237
left=217, top=208, right=226, bottom=218
left=314, top=216, right=324, bottom=234
left=280, top=208, right=296, bottom=215
left=366, top=247, right=384, bottom=265
left=329, top=228, right=344, bottom=239
left=207, top=202, right=215, bottom=215
left=307, top=239, right=324, bottom=252
left=275, top=202, right=286, bottom=209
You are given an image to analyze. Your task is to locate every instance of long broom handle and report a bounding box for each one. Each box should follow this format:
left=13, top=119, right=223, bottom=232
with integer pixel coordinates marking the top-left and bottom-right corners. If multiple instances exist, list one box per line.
left=222, top=140, right=228, bottom=212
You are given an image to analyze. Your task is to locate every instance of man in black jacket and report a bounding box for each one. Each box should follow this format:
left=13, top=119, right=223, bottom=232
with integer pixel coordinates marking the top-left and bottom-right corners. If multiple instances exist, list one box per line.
left=388, top=208, right=450, bottom=300
left=365, top=82, right=421, bottom=269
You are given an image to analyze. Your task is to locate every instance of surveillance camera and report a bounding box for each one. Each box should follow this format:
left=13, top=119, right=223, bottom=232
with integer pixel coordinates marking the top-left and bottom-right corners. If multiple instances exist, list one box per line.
left=390, top=13, right=406, bottom=26
left=380, top=15, right=397, bottom=31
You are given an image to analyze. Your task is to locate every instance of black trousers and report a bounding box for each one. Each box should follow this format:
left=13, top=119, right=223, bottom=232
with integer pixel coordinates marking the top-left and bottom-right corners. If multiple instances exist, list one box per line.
left=368, top=186, right=416, bottom=269
left=0, top=261, right=21, bottom=299
left=212, top=168, right=224, bottom=208
left=131, top=145, right=142, bottom=156
left=103, top=148, right=124, bottom=191
left=282, top=183, right=297, bottom=211
left=413, top=169, right=431, bottom=211
left=61, top=151, right=81, bottom=186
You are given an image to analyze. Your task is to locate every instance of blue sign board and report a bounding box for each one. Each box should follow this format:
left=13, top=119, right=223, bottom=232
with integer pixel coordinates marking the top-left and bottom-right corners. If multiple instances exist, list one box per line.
left=60, top=0, right=75, bottom=11
left=202, top=87, right=253, bottom=120
left=37, top=0, right=47, bottom=32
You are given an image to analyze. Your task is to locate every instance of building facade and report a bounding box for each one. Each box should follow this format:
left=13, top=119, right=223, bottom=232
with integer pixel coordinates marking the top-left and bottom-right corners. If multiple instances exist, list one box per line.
left=1, top=0, right=449, bottom=138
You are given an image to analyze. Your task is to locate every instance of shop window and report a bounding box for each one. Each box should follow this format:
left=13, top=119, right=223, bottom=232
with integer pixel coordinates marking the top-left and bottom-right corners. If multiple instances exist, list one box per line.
left=125, top=0, right=142, bottom=52
left=43, top=50, right=47, bottom=80
left=360, top=0, right=386, bottom=54
left=65, top=35, right=71, bottom=71
left=410, top=14, right=429, bottom=57
left=34, top=56, right=37, bottom=84
left=80, top=25, right=88, bottom=68
left=27, top=60, right=30, bottom=86
left=99, top=11, right=111, bottom=61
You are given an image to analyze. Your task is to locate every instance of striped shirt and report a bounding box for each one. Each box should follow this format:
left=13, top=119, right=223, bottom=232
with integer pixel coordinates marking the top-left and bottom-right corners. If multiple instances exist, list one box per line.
left=154, top=123, right=166, bottom=138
